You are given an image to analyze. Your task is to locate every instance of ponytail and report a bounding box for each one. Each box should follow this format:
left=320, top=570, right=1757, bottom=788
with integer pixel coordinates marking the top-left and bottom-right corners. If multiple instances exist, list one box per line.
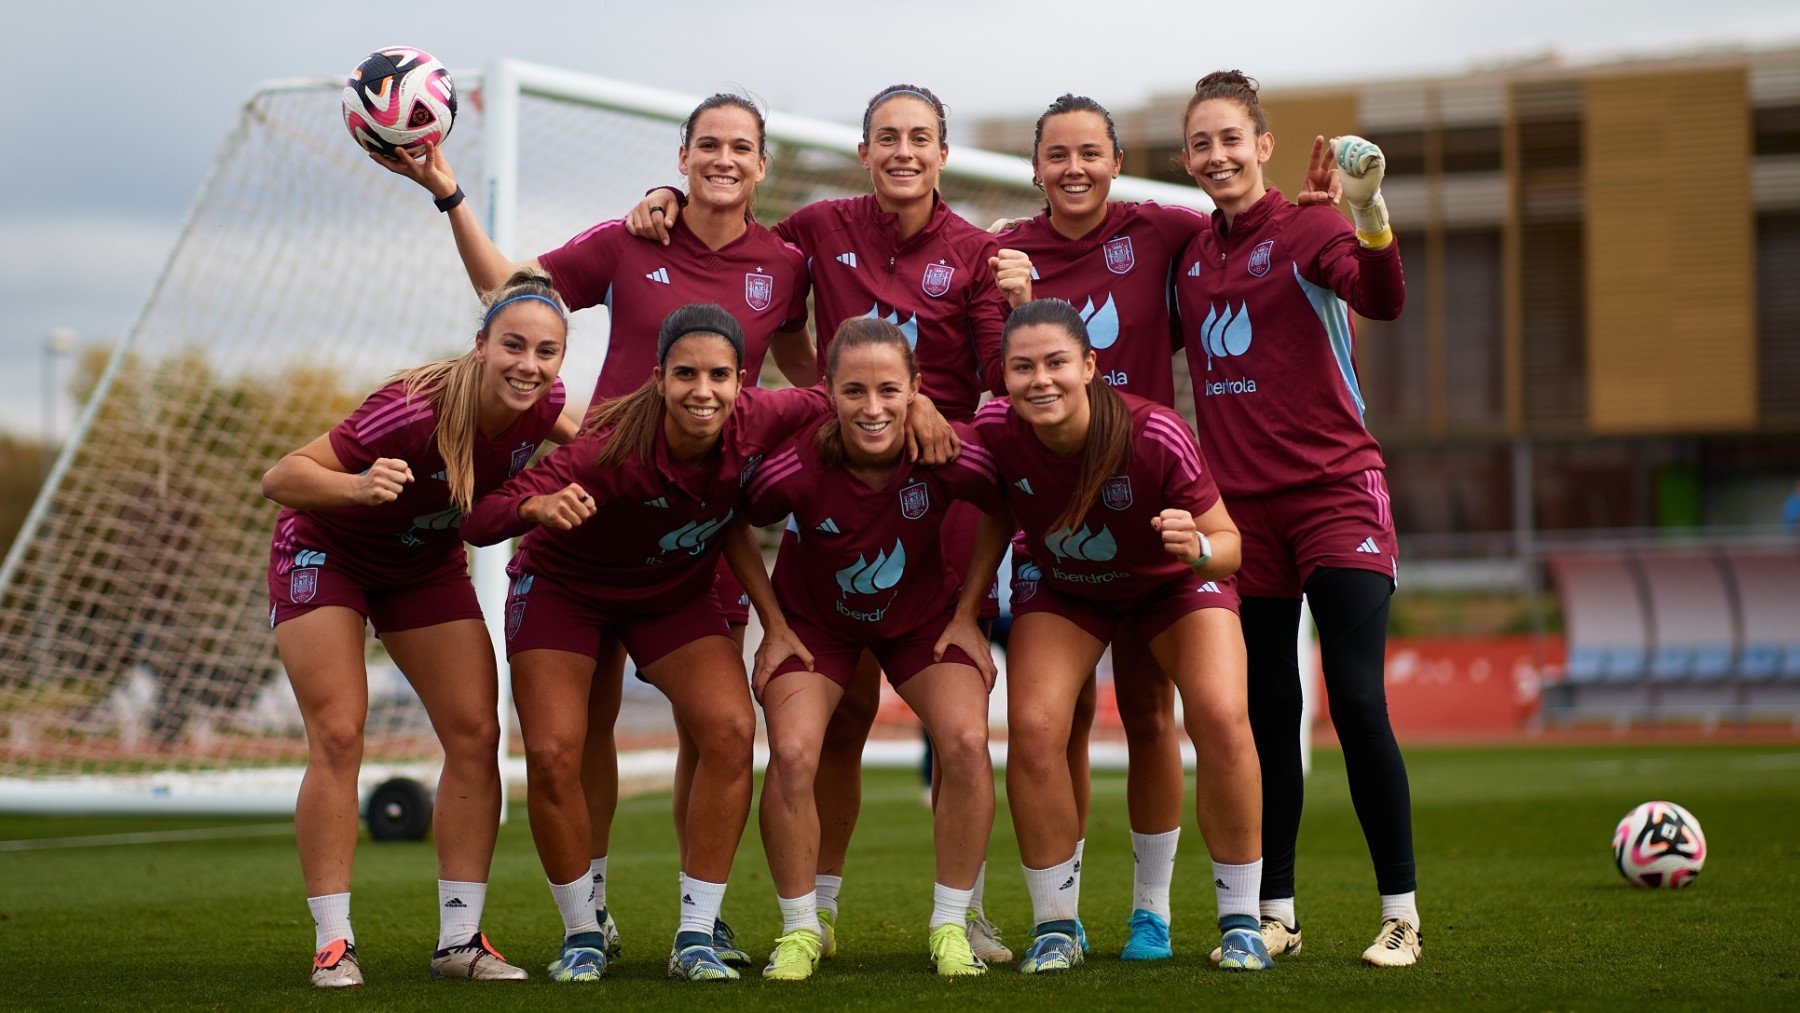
left=999, top=299, right=1133, bottom=533
left=391, top=267, right=565, bottom=514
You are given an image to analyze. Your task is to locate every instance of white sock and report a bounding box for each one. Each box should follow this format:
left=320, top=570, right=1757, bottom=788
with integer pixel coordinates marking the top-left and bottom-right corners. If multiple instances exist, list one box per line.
left=437, top=880, right=486, bottom=950
left=931, top=882, right=974, bottom=930
left=590, top=856, right=608, bottom=912
left=969, top=862, right=988, bottom=916
left=308, top=892, right=353, bottom=950
left=1212, top=859, right=1262, bottom=925
left=1381, top=891, right=1419, bottom=931
left=778, top=891, right=821, bottom=935
left=1022, top=851, right=1081, bottom=927
left=1260, top=896, right=1297, bottom=929
left=1131, top=827, right=1180, bottom=922
left=679, top=873, right=727, bottom=940
left=549, top=873, right=600, bottom=938
left=815, top=874, right=844, bottom=917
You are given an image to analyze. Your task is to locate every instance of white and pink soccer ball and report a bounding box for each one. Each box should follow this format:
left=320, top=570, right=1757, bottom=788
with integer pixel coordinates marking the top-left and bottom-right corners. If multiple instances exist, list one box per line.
left=342, top=46, right=457, bottom=158
left=1612, top=801, right=1706, bottom=889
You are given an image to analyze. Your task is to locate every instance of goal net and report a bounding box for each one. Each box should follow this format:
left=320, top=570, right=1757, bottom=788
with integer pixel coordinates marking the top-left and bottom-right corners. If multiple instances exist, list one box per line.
left=0, top=60, right=1208, bottom=814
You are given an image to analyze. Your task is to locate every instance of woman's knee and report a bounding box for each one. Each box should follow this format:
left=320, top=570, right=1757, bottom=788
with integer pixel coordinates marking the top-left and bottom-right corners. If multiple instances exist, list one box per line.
left=938, top=722, right=991, bottom=778
left=693, top=707, right=755, bottom=764
left=306, top=717, right=365, bottom=771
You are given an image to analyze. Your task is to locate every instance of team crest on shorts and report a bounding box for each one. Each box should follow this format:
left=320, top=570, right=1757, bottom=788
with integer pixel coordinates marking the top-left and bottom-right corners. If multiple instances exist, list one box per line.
left=1102, top=475, right=1133, bottom=510
left=510, top=443, right=535, bottom=476
left=921, top=262, right=955, bottom=298
left=505, top=599, right=527, bottom=641
left=1015, top=560, right=1041, bottom=603
left=899, top=481, right=930, bottom=520
left=1103, top=236, right=1135, bottom=275
left=289, top=567, right=319, bottom=604
left=744, top=272, right=774, bottom=312
left=1248, top=240, right=1275, bottom=277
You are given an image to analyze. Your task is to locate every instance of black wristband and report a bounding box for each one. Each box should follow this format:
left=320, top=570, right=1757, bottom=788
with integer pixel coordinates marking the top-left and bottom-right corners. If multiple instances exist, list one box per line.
left=434, top=186, right=465, bottom=213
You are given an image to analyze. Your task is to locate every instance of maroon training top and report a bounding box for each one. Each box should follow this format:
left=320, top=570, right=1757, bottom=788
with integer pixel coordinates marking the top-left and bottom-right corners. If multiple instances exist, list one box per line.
left=996, top=200, right=1206, bottom=408
left=538, top=216, right=810, bottom=401
left=744, top=417, right=1003, bottom=639
left=272, top=377, right=566, bottom=586
left=461, top=385, right=828, bottom=611
left=1172, top=188, right=1405, bottom=497
left=967, top=393, right=1220, bottom=602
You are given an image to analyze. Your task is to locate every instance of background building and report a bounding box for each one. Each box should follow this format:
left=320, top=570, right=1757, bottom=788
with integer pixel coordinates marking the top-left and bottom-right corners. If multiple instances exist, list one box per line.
left=977, top=47, right=1800, bottom=558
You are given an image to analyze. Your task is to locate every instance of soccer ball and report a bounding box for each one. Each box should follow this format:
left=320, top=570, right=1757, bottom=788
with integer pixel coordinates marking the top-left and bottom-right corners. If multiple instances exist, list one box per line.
left=1612, top=801, right=1706, bottom=888
left=341, top=46, right=457, bottom=158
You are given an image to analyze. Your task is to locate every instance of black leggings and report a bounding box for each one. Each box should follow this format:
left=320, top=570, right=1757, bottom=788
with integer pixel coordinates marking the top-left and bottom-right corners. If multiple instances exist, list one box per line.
left=1241, top=566, right=1416, bottom=899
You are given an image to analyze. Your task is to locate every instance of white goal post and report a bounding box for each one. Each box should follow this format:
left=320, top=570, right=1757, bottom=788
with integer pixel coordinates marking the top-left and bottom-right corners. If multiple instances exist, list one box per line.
left=0, top=59, right=1227, bottom=817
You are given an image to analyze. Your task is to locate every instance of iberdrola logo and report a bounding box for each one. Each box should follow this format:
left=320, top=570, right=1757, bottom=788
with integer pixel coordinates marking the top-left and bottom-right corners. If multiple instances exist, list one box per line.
left=837, top=539, right=906, bottom=595
left=1044, top=524, right=1118, bottom=562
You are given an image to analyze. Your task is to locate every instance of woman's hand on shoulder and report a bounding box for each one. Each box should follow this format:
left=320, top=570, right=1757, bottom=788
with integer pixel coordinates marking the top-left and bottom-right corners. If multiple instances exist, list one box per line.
left=519, top=483, right=596, bottom=531
left=625, top=189, right=682, bottom=245
left=905, top=394, right=961, bottom=466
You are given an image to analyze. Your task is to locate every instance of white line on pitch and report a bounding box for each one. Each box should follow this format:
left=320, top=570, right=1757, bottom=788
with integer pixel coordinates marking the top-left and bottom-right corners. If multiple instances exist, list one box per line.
left=0, top=822, right=295, bottom=852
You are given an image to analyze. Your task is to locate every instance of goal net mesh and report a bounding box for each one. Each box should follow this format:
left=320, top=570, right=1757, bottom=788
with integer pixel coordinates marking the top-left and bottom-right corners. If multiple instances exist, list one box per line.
left=0, top=73, right=1096, bottom=802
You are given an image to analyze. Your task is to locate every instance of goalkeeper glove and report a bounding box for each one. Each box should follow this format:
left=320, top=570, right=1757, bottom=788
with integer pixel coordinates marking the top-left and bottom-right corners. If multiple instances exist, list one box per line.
left=1330, top=135, right=1391, bottom=248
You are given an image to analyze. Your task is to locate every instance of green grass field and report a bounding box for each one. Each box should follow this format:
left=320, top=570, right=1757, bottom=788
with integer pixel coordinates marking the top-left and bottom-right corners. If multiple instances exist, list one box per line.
left=4, top=744, right=1798, bottom=1010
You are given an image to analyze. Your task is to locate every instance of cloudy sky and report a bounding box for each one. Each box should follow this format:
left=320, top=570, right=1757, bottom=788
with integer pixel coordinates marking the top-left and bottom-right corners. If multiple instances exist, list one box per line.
left=4, top=0, right=1798, bottom=438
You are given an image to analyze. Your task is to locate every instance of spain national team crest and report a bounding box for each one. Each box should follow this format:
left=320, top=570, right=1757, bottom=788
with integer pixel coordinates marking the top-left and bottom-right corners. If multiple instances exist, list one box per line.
left=506, top=599, right=527, bottom=641
left=289, top=567, right=319, bottom=604
left=921, top=262, right=956, bottom=298
left=1103, top=236, right=1135, bottom=275
left=509, top=443, right=535, bottom=476
left=1248, top=240, right=1275, bottom=278
left=1102, top=475, right=1133, bottom=511
left=744, top=272, right=774, bottom=312
left=899, top=481, right=930, bottom=520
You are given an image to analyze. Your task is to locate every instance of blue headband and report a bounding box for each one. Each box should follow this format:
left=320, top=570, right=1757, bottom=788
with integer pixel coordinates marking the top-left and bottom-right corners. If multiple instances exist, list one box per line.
left=483, top=292, right=564, bottom=329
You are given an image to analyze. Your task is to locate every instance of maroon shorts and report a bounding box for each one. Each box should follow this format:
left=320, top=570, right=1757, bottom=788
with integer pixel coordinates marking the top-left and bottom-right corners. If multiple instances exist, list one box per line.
left=1012, top=571, right=1240, bottom=645
left=770, top=610, right=979, bottom=690
left=942, top=499, right=1000, bottom=621
left=1231, top=468, right=1399, bottom=599
left=502, top=570, right=730, bottom=671
left=714, top=557, right=751, bottom=626
left=267, top=546, right=480, bottom=635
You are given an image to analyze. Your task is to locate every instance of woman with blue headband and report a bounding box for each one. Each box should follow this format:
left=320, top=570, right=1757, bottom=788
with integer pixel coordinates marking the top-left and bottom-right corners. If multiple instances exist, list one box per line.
left=260, top=269, right=575, bottom=988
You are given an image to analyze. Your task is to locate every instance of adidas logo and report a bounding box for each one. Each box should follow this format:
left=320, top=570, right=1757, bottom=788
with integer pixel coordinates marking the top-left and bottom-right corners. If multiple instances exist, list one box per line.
left=1187, top=262, right=1202, bottom=277
left=592, top=873, right=604, bottom=883
left=1356, top=536, right=1380, bottom=553
left=837, top=252, right=858, bottom=268
left=431, top=470, right=447, bottom=481
left=644, top=496, right=669, bottom=509
left=1198, top=581, right=1221, bottom=594
left=1215, top=877, right=1229, bottom=889
left=646, top=267, right=671, bottom=284
left=443, top=897, right=466, bottom=908
left=681, top=893, right=695, bottom=905
left=1015, top=478, right=1034, bottom=495
left=1059, top=876, right=1076, bottom=890
left=817, top=518, right=841, bottom=533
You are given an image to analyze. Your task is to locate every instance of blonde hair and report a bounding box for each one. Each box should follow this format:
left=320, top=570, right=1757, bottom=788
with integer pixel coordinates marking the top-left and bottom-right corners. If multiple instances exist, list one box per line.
left=390, top=268, right=566, bottom=514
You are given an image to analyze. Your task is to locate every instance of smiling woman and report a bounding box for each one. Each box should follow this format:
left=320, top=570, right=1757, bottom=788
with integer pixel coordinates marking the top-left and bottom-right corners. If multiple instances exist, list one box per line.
left=257, top=268, right=572, bottom=988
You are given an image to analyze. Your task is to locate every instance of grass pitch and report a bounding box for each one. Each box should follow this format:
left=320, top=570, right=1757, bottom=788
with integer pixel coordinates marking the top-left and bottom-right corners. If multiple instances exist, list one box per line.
left=4, top=744, right=1798, bottom=1010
